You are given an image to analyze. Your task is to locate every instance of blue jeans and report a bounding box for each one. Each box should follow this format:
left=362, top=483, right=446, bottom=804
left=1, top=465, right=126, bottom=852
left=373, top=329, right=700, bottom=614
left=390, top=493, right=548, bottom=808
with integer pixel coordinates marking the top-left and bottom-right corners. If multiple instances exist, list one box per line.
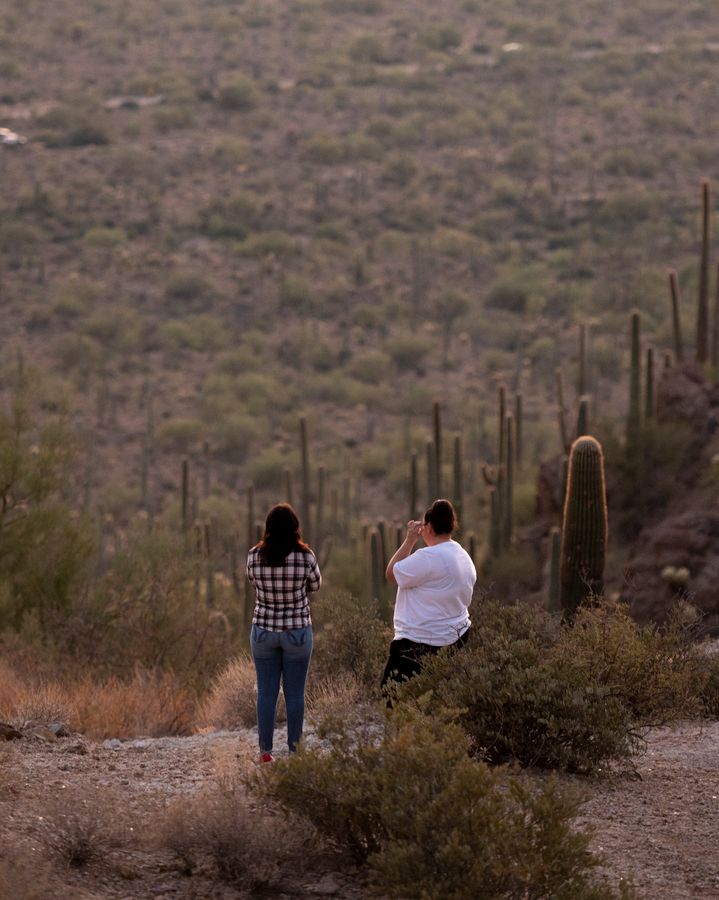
left=250, top=624, right=313, bottom=753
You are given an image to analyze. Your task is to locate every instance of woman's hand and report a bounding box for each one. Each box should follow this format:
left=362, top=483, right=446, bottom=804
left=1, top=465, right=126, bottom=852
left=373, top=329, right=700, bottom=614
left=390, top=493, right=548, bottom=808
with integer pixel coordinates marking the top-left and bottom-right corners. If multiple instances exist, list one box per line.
left=405, top=520, right=423, bottom=545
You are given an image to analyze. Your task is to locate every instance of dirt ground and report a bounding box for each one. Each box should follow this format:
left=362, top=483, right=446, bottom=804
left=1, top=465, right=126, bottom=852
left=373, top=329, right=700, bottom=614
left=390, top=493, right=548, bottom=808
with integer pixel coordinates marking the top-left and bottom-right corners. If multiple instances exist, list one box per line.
left=2, top=721, right=719, bottom=899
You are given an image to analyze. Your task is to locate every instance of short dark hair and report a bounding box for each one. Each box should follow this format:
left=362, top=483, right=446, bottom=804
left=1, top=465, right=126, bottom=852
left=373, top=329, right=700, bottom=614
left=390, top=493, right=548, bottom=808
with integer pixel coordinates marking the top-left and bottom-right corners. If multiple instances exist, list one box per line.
left=423, top=499, right=458, bottom=535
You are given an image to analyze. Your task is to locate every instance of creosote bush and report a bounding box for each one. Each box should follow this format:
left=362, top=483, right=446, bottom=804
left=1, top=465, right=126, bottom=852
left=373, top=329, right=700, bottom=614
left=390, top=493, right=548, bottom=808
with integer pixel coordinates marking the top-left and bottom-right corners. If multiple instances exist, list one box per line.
left=399, top=600, right=706, bottom=772
left=257, top=710, right=629, bottom=899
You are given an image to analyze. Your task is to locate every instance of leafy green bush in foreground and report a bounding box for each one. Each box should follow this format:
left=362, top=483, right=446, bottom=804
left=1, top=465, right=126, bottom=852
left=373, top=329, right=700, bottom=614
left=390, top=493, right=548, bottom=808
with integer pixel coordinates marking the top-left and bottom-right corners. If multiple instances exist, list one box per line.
left=258, top=712, right=631, bottom=899
left=399, top=600, right=703, bottom=772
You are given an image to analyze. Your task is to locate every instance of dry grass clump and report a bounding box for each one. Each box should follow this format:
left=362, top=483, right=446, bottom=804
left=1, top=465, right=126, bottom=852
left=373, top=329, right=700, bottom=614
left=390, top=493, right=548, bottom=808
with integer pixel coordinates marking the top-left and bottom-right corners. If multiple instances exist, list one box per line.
left=199, top=654, right=285, bottom=730
left=0, top=660, right=194, bottom=738
left=39, top=785, right=134, bottom=870
left=307, top=671, right=368, bottom=724
left=71, top=669, right=194, bottom=738
left=160, top=774, right=314, bottom=890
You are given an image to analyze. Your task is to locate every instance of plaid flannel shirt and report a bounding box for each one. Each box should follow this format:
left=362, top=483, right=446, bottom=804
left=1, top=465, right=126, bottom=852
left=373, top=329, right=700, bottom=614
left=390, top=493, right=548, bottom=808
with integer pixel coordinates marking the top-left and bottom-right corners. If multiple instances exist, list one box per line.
left=247, top=547, right=322, bottom=631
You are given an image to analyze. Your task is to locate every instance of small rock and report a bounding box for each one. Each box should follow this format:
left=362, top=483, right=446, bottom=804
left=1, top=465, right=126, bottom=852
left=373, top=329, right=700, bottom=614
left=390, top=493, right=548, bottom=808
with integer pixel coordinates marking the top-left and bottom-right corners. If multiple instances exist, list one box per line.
left=62, top=740, right=89, bottom=755
left=0, top=722, right=22, bottom=741
left=103, top=739, right=123, bottom=751
left=28, top=725, right=57, bottom=742
left=47, top=722, right=71, bottom=738
left=309, top=875, right=341, bottom=896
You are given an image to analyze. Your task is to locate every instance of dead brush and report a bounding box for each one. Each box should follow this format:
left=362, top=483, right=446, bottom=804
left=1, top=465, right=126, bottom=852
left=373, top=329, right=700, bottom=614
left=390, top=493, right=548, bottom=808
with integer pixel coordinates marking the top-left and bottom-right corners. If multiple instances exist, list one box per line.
left=39, top=784, right=137, bottom=870
left=71, top=668, right=194, bottom=739
left=306, top=671, right=368, bottom=725
left=199, top=654, right=285, bottom=730
left=160, top=775, right=313, bottom=890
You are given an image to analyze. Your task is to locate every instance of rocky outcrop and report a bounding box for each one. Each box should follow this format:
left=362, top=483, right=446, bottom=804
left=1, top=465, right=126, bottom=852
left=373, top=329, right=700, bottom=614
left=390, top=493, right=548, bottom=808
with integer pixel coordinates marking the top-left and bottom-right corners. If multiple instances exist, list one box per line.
left=656, top=362, right=719, bottom=436
left=621, top=510, right=719, bottom=632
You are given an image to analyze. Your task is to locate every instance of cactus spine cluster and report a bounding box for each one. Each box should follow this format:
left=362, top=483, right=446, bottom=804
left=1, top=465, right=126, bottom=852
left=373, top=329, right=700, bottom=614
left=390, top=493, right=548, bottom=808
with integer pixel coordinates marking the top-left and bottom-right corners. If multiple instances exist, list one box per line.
left=559, top=436, right=608, bottom=618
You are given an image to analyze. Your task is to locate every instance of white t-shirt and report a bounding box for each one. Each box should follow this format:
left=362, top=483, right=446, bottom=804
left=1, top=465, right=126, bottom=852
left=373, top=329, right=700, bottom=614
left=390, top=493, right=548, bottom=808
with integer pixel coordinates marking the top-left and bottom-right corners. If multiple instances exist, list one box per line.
left=392, top=540, right=476, bottom=646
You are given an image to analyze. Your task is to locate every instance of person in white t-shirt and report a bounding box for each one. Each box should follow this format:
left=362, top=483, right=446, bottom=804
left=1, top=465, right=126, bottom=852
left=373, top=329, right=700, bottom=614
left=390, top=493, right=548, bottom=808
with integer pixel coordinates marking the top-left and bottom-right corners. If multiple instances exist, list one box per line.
left=380, top=498, right=476, bottom=693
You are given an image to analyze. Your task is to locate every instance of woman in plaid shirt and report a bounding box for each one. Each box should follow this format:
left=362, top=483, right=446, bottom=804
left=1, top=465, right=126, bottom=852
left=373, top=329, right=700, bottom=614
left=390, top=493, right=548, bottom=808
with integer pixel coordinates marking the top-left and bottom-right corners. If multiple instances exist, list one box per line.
left=247, top=503, right=321, bottom=762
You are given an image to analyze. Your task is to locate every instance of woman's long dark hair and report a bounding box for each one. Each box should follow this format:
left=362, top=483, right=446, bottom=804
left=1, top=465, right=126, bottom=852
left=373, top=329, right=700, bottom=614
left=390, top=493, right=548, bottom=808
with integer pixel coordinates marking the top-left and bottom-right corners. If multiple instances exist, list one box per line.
left=256, top=503, right=311, bottom=566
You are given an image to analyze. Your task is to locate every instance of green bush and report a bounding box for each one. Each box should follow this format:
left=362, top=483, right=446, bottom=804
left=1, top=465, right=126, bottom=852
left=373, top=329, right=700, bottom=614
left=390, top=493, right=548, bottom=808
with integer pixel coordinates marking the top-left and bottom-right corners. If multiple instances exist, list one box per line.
left=400, top=600, right=706, bottom=772
left=311, top=591, right=390, bottom=690
left=166, top=271, right=210, bottom=302
left=155, top=417, right=205, bottom=451
left=258, top=711, right=626, bottom=898
left=217, top=76, right=258, bottom=110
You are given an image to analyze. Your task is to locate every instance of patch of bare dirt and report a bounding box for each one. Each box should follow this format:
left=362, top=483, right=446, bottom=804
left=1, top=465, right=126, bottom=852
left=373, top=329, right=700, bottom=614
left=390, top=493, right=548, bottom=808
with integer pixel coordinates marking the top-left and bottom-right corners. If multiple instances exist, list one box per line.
left=576, top=721, right=719, bottom=898
left=2, top=722, right=719, bottom=898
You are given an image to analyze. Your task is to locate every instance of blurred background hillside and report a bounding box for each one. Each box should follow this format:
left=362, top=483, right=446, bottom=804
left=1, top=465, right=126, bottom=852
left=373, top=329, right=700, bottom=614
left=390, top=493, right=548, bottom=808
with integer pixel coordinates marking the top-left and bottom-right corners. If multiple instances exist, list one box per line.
left=2, top=0, right=719, bottom=670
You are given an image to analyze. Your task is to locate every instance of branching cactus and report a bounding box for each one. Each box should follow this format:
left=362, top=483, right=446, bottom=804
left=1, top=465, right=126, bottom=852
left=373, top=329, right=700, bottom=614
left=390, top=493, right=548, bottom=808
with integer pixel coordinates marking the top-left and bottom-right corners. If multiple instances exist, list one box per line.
left=559, top=436, right=608, bottom=619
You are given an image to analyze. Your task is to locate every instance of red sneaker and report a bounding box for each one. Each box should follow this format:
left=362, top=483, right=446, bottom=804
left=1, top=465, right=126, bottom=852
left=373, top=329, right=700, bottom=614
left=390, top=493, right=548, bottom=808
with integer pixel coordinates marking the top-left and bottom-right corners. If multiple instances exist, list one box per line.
left=258, top=752, right=274, bottom=763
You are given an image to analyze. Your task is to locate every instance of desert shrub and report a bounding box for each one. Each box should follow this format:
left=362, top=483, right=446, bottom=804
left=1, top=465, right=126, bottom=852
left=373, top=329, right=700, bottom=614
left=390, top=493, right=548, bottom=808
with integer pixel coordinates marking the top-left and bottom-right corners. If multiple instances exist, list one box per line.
left=560, top=602, right=703, bottom=723
left=202, top=192, right=261, bottom=240
left=158, top=316, right=229, bottom=353
left=0, top=389, right=94, bottom=632
left=348, top=350, right=392, bottom=384
left=166, top=270, right=210, bottom=302
left=155, top=416, right=205, bottom=451
left=418, top=24, right=462, bottom=51
left=278, top=275, right=315, bottom=314
left=400, top=600, right=707, bottom=772
left=217, top=75, right=258, bottom=110
left=237, top=230, right=299, bottom=259
left=259, top=711, right=625, bottom=898
left=347, top=34, right=394, bottom=64
left=381, top=154, right=417, bottom=186
left=695, top=649, right=719, bottom=717
left=53, top=274, right=99, bottom=318
left=83, top=226, right=127, bottom=249
left=40, top=787, right=130, bottom=868
left=161, top=776, right=311, bottom=889
left=245, top=446, right=290, bottom=489
left=53, top=333, right=104, bottom=375
left=209, top=412, right=262, bottom=461
left=303, top=133, right=346, bottom=165
left=153, top=104, right=195, bottom=133
left=77, top=528, right=236, bottom=680
left=199, top=654, right=288, bottom=730
left=384, top=334, right=432, bottom=373
left=311, top=591, right=390, bottom=691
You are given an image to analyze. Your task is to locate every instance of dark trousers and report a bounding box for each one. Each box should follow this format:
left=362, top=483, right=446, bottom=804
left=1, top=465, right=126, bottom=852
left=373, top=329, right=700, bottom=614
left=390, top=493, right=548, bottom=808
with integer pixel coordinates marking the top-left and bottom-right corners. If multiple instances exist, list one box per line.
left=380, top=628, right=471, bottom=693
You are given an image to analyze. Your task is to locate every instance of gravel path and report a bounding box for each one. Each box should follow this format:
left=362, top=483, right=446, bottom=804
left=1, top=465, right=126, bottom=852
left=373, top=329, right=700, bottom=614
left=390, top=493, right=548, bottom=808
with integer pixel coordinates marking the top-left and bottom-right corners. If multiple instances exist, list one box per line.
left=2, top=722, right=719, bottom=897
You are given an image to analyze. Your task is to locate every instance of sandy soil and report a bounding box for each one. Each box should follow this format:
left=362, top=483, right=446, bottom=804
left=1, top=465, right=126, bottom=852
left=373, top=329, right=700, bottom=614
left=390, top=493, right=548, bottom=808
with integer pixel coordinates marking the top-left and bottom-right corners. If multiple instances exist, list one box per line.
left=2, top=722, right=719, bottom=898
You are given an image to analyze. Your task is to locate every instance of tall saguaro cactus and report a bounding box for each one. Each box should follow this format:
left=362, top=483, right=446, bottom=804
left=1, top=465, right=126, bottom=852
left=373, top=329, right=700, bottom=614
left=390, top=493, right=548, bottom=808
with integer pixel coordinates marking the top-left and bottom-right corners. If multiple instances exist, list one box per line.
left=559, top=436, right=608, bottom=618
left=626, top=310, right=642, bottom=453
left=299, top=417, right=311, bottom=543
left=698, top=179, right=711, bottom=365
left=433, top=400, right=443, bottom=497
left=668, top=269, right=684, bottom=363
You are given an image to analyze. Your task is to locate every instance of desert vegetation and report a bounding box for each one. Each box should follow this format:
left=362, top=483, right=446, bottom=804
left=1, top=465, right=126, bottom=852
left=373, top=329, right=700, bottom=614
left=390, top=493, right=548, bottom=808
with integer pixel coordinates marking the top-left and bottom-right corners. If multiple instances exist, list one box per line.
left=3, top=0, right=719, bottom=896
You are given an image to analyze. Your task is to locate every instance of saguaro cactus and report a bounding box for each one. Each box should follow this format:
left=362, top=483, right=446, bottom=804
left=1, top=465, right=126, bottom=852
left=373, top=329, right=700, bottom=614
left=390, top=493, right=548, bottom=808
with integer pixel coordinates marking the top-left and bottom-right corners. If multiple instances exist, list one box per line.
left=668, top=269, right=684, bottom=363
left=299, top=417, right=311, bottom=542
left=559, top=436, right=608, bottom=618
left=626, top=310, right=642, bottom=452
left=548, top=526, right=561, bottom=614
left=698, top=179, right=711, bottom=365
left=433, top=400, right=443, bottom=496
